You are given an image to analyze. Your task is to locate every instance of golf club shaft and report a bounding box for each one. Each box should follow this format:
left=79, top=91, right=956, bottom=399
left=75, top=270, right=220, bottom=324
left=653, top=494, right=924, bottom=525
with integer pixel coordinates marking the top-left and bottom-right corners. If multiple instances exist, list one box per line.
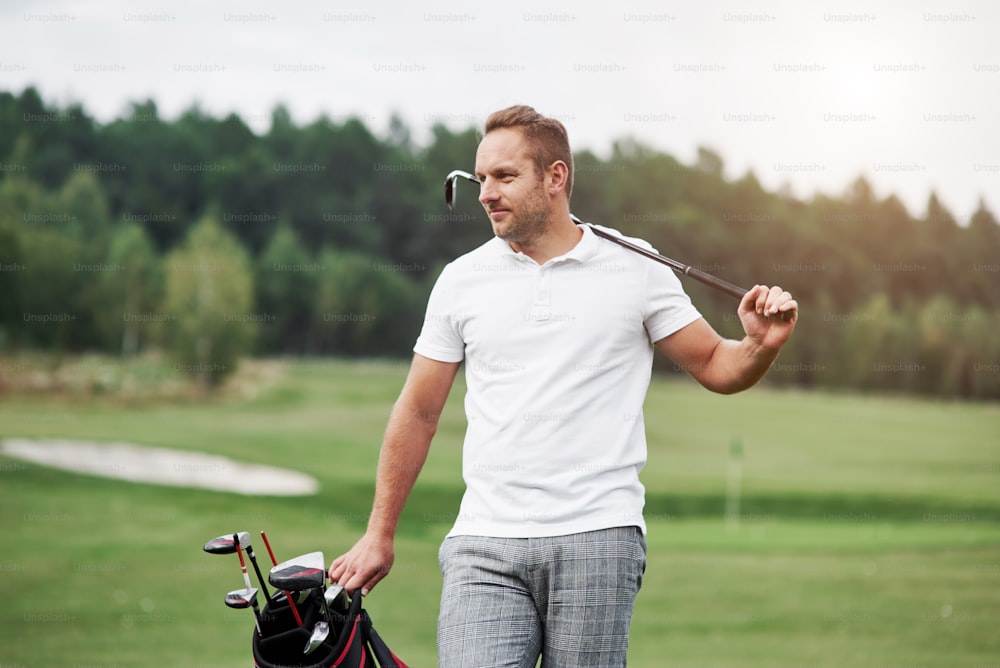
left=582, top=222, right=745, bottom=298
left=577, top=219, right=791, bottom=320
left=245, top=604, right=263, bottom=638
left=259, top=531, right=280, bottom=569
left=259, top=531, right=303, bottom=626
left=244, top=543, right=272, bottom=602
left=445, top=170, right=792, bottom=320
left=234, top=534, right=253, bottom=591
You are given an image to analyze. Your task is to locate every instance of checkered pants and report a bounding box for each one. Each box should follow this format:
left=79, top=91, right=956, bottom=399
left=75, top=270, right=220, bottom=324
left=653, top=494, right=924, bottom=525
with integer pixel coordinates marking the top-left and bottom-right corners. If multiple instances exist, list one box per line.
left=437, top=526, right=647, bottom=668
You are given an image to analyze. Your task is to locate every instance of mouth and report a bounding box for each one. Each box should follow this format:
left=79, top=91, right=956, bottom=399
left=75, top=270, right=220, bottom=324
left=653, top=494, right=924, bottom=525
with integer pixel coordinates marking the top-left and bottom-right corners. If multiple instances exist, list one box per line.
left=488, top=209, right=510, bottom=220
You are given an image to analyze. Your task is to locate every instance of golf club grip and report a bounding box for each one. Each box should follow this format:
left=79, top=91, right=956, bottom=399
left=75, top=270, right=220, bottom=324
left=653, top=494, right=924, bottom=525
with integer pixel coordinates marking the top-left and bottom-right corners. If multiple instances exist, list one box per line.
left=682, top=267, right=793, bottom=321
left=678, top=265, right=746, bottom=299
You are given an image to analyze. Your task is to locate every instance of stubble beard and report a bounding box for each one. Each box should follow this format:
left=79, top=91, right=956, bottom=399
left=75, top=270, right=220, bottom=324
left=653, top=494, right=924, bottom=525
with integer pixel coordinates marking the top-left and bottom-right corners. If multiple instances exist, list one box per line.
left=494, top=186, right=550, bottom=248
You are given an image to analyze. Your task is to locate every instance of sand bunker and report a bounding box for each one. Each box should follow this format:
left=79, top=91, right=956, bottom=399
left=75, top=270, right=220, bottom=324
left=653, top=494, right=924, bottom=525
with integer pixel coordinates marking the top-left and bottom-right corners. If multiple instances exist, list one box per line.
left=0, top=438, right=318, bottom=496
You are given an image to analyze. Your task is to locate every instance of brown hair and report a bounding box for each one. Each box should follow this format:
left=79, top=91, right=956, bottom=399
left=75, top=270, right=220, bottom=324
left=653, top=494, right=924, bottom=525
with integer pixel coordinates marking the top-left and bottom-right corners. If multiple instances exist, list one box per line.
left=484, top=105, right=574, bottom=201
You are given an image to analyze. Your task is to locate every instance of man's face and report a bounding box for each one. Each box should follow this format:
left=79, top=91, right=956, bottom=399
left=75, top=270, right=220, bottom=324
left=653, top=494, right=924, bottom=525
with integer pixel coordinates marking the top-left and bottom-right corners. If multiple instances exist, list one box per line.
left=475, top=128, right=550, bottom=247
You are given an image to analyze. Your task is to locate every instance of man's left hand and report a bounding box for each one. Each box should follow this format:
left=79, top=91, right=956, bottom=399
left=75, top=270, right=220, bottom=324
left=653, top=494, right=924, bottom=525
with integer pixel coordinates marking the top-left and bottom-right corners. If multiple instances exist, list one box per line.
left=739, top=284, right=798, bottom=350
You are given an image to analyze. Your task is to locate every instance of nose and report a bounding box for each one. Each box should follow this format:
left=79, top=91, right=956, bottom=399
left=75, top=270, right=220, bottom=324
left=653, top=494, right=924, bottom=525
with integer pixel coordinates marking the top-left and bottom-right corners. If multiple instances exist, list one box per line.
left=478, top=177, right=498, bottom=206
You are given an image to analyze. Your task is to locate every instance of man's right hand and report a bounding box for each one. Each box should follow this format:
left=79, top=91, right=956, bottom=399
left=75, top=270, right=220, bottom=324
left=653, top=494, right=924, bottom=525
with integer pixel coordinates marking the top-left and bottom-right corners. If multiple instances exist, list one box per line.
left=328, top=532, right=395, bottom=597
left=328, top=355, right=458, bottom=597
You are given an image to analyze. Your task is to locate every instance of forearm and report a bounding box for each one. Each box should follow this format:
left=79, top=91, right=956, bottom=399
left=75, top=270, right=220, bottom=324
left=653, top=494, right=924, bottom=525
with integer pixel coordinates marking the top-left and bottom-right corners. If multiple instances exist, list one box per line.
left=699, top=336, right=780, bottom=394
left=660, top=288, right=797, bottom=394
left=329, top=355, right=458, bottom=595
left=366, top=402, right=439, bottom=539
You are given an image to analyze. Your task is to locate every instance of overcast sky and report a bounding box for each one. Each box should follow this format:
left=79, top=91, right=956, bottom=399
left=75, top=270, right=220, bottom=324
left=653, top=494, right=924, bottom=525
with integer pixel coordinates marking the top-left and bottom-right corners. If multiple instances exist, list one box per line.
left=2, top=0, right=997, bottom=222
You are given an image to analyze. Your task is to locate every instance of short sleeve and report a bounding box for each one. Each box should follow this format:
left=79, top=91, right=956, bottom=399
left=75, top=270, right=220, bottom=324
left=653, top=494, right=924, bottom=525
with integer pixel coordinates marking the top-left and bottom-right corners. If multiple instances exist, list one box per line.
left=413, top=263, right=466, bottom=363
left=642, top=253, right=703, bottom=343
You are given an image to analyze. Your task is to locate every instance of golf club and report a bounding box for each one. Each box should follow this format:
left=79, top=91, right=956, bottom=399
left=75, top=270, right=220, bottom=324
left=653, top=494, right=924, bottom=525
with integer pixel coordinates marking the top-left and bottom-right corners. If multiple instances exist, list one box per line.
left=269, top=551, right=336, bottom=658
left=234, top=535, right=259, bottom=599
left=303, top=620, right=330, bottom=655
left=325, top=583, right=349, bottom=613
left=238, top=533, right=272, bottom=602
left=268, top=550, right=333, bottom=620
left=215, top=536, right=412, bottom=667
left=444, top=169, right=792, bottom=320
left=258, top=530, right=304, bottom=626
left=225, top=587, right=262, bottom=637
left=204, top=532, right=268, bottom=634
left=267, top=551, right=327, bottom=591
left=203, top=532, right=272, bottom=603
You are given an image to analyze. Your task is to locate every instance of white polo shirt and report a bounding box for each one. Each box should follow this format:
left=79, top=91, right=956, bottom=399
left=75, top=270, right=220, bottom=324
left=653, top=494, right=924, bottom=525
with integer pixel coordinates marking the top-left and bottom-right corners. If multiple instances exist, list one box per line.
left=414, top=224, right=702, bottom=538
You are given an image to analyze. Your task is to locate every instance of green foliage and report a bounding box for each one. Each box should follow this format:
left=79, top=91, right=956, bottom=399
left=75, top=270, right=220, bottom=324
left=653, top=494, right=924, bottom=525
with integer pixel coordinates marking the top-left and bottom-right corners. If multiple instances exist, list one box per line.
left=254, top=224, right=317, bottom=353
left=95, top=222, right=162, bottom=355
left=161, top=215, right=255, bottom=387
left=312, top=248, right=429, bottom=356
left=1, top=86, right=998, bottom=397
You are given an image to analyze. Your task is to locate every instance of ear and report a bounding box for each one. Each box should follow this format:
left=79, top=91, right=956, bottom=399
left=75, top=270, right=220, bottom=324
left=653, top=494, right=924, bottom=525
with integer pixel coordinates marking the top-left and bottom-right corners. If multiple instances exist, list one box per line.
left=546, top=161, right=569, bottom=196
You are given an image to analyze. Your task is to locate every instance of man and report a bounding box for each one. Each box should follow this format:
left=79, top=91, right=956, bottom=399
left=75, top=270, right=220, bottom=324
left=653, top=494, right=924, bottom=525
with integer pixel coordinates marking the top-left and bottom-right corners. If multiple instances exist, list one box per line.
left=330, top=105, right=798, bottom=667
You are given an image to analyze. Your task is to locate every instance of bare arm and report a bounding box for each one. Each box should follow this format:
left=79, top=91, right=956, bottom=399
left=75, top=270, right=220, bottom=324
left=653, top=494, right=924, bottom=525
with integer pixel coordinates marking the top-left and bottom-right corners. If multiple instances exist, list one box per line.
left=657, top=285, right=798, bottom=394
left=328, top=353, right=460, bottom=595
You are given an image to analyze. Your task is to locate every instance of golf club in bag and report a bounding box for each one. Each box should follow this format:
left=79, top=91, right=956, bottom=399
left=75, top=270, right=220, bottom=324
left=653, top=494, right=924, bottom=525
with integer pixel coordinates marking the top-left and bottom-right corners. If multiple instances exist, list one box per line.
left=251, top=585, right=408, bottom=668
left=204, top=531, right=408, bottom=668
left=444, top=169, right=792, bottom=321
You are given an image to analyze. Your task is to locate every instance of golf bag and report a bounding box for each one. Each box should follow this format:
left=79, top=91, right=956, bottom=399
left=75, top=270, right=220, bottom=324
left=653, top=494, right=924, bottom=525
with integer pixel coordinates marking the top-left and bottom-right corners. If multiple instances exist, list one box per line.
left=252, top=588, right=409, bottom=668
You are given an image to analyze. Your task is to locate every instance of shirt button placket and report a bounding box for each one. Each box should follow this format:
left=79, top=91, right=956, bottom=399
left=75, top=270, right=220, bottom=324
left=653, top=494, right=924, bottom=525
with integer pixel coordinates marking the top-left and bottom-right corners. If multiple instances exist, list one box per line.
left=533, top=268, right=551, bottom=322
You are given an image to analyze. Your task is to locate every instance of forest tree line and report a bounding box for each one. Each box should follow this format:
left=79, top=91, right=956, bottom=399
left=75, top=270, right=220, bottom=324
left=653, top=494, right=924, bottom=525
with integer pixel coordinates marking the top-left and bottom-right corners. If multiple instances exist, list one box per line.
left=1, top=87, right=998, bottom=397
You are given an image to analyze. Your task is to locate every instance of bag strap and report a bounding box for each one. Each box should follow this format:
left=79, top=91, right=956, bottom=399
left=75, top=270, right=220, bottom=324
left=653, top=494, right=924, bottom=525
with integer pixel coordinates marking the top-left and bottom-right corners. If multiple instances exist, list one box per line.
left=360, top=606, right=409, bottom=668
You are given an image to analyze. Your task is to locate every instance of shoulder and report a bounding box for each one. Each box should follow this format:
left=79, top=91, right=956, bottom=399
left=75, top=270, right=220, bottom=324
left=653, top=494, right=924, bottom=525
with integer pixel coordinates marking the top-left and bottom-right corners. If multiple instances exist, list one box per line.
left=448, top=237, right=510, bottom=269
left=576, top=223, right=663, bottom=277
left=436, top=237, right=525, bottom=283
left=584, top=223, right=658, bottom=253
left=578, top=222, right=694, bottom=303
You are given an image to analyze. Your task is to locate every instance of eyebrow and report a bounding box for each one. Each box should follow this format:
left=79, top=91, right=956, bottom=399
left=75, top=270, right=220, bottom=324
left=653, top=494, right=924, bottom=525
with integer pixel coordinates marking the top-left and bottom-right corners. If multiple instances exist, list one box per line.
left=475, top=164, right=521, bottom=179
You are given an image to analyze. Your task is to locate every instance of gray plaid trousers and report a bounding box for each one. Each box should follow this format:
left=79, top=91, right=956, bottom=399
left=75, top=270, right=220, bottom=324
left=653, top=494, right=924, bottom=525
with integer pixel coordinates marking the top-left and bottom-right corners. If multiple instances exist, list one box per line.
left=437, top=526, right=647, bottom=667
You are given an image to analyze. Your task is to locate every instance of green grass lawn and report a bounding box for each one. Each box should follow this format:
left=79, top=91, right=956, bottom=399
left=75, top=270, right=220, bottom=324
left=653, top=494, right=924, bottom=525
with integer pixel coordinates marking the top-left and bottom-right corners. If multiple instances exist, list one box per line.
left=0, top=358, right=997, bottom=667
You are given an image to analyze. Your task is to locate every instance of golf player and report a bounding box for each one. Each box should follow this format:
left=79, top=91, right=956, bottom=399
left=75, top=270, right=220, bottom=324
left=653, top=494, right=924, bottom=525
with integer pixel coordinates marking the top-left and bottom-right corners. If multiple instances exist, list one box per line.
left=330, top=105, right=798, bottom=667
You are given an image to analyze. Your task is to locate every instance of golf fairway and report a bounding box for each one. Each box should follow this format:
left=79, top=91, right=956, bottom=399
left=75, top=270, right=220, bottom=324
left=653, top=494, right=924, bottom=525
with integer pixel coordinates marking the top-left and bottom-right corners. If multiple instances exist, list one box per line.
left=0, top=359, right=996, bottom=667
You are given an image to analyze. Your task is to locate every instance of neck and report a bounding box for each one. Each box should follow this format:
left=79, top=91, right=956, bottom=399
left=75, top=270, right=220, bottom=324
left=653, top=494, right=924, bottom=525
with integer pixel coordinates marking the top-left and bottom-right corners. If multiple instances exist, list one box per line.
left=509, top=213, right=582, bottom=264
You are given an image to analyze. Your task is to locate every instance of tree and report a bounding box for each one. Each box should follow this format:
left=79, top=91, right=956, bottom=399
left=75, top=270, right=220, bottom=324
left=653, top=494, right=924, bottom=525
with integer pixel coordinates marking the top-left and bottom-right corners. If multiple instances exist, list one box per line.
left=161, top=213, right=255, bottom=389
left=2, top=85, right=999, bottom=398
left=695, top=146, right=724, bottom=176
left=841, top=294, right=908, bottom=391
left=255, top=224, right=317, bottom=353
left=0, top=177, right=31, bottom=345
left=312, top=249, right=374, bottom=354
left=3, top=175, right=87, bottom=350
left=918, top=193, right=962, bottom=300
left=93, top=222, right=161, bottom=355
left=312, top=248, right=427, bottom=356
left=16, top=224, right=81, bottom=350
left=962, top=199, right=1000, bottom=308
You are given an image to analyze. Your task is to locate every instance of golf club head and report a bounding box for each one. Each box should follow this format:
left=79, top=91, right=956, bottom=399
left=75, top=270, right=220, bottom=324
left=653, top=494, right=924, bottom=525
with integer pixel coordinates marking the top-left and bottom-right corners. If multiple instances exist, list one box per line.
left=203, top=531, right=251, bottom=555
left=324, top=584, right=347, bottom=608
left=324, top=584, right=351, bottom=615
left=303, top=620, right=330, bottom=655
left=444, top=169, right=479, bottom=210
left=224, top=587, right=259, bottom=609
left=268, top=551, right=326, bottom=592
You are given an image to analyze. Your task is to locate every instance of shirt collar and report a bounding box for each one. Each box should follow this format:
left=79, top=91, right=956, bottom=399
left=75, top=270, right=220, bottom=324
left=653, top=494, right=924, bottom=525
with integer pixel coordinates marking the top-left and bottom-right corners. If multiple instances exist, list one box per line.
left=493, top=224, right=601, bottom=266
